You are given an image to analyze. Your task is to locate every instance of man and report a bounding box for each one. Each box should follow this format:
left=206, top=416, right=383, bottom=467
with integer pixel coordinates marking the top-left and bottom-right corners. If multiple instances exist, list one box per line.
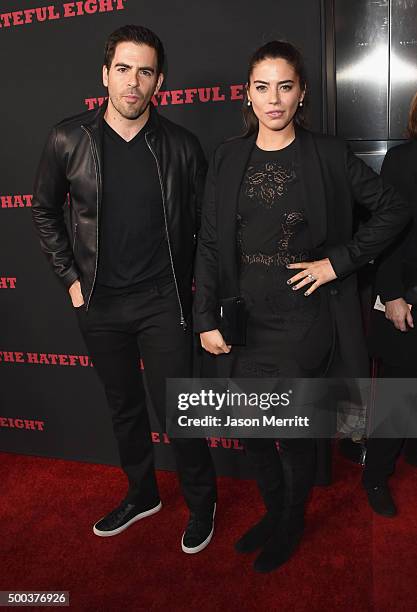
left=32, top=25, right=217, bottom=553
left=365, top=138, right=417, bottom=517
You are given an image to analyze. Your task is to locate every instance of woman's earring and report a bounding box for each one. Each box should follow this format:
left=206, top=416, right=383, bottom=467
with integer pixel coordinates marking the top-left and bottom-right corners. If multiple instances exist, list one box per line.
left=299, top=100, right=303, bottom=107
left=247, top=100, right=252, bottom=107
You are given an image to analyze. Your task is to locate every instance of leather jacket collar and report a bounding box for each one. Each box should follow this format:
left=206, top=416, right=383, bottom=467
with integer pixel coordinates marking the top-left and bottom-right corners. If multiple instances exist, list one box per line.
left=82, top=99, right=160, bottom=135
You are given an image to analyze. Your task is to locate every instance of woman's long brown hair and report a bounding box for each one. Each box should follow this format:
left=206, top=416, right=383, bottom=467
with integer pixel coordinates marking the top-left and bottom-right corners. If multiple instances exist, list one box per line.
left=242, top=40, right=309, bottom=138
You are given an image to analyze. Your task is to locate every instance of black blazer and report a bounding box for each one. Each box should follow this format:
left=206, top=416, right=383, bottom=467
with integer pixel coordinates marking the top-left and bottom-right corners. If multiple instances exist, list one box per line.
left=369, top=141, right=417, bottom=366
left=194, top=126, right=411, bottom=376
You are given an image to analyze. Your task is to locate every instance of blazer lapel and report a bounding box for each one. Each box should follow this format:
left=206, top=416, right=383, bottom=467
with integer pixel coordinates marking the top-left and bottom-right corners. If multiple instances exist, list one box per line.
left=295, top=126, right=327, bottom=248
left=410, top=141, right=417, bottom=199
left=218, top=134, right=256, bottom=296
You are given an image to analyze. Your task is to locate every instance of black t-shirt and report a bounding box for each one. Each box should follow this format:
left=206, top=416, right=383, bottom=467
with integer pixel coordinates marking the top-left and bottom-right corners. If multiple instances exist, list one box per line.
left=96, top=114, right=171, bottom=287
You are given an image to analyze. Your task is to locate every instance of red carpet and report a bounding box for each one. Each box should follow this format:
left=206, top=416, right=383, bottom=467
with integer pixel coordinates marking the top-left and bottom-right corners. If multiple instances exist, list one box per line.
left=1, top=450, right=417, bottom=611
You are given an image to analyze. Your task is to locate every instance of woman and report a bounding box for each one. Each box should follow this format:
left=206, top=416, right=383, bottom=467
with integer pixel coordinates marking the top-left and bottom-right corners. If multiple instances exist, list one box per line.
left=193, top=41, right=410, bottom=573
left=365, top=91, right=417, bottom=517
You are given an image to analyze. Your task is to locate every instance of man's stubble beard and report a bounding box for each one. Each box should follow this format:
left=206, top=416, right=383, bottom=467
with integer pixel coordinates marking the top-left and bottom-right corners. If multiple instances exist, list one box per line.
left=110, top=94, right=150, bottom=121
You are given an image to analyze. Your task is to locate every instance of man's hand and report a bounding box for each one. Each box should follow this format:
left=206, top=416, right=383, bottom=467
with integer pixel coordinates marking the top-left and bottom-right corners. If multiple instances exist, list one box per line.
left=385, top=298, right=414, bottom=332
left=286, top=258, right=337, bottom=296
left=200, top=330, right=231, bottom=355
left=69, top=279, right=84, bottom=308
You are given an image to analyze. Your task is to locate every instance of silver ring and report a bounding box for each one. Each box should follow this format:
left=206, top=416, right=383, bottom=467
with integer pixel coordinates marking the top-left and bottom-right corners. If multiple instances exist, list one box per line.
left=307, top=273, right=316, bottom=281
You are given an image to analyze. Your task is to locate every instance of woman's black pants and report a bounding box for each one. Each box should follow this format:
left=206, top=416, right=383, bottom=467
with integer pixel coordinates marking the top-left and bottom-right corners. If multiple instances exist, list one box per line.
left=243, top=437, right=316, bottom=522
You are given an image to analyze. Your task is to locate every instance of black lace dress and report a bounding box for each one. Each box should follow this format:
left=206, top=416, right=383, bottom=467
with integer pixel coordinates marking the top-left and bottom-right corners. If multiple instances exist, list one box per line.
left=232, top=140, right=333, bottom=378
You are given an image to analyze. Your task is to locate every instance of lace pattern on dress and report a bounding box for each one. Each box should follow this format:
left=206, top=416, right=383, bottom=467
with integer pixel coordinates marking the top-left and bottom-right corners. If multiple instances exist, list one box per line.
left=244, top=161, right=297, bottom=208
left=238, top=210, right=310, bottom=267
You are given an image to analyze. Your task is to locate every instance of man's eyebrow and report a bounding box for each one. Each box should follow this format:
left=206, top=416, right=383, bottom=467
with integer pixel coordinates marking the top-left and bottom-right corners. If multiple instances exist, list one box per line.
left=253, top=79, right=295, bottom=85
left=114, top=62, right=155, bottom=72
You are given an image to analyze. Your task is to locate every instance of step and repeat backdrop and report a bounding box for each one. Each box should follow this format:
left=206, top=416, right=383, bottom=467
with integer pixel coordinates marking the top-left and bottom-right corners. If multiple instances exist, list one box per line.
left=0, top=0, right=324, bottom=477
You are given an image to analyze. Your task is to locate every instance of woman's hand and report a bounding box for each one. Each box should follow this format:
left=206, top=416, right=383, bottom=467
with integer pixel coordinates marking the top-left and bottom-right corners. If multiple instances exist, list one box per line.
left=200, top=330, right=231, bottom=355
left=286, top=258, right=337, bottom=296
left=385, top=298, right=414, bottom=332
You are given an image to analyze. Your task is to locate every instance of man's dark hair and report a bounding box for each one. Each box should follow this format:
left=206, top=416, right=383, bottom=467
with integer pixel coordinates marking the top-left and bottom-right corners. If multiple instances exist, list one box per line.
left=104, top=25, right=165, bottom=74
left=406, top=91, right=417, bottom=139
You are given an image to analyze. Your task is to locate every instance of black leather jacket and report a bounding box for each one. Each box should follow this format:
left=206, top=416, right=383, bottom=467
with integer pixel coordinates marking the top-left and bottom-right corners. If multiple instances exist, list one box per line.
left=32, top=103, right=207, bottom=327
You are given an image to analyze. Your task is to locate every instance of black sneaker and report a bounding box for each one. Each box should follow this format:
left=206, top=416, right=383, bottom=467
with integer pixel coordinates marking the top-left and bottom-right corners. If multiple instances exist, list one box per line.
left=93, top=499, right=162, bottom=537
left=181, top=504, right=216, bottom=554
left=366, top=485, right=397, bottom=517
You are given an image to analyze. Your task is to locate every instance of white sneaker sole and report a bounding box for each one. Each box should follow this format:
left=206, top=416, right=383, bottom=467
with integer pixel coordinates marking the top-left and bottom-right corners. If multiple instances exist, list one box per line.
left=181, top=503, right=216, bottom=554
left=93, top=501, right=162, bottom=537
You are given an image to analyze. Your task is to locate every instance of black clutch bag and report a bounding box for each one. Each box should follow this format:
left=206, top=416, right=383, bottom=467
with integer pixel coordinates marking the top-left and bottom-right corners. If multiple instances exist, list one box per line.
left=219, top=296, right=248, bottom=346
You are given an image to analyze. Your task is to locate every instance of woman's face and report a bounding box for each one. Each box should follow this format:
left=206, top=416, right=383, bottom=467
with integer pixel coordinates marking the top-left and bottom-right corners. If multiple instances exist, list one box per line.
left=247, top=57, right=305, bottom=134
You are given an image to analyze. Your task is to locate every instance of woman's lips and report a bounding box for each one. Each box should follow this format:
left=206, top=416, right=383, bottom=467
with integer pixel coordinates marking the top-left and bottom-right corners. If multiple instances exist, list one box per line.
left=267, top=110, right=284, bottom=118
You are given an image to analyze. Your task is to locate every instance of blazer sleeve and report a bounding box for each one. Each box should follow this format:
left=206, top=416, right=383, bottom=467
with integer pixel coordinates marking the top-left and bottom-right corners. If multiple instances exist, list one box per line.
left=193, top=150, right=220, bottom=333
left=374, top=149, right=414, bottom=302
left=188, top=132, right=208, bottom=233
left=326, top=144, right=412, bottom=279
left=31, top=127, right=79, bottom=289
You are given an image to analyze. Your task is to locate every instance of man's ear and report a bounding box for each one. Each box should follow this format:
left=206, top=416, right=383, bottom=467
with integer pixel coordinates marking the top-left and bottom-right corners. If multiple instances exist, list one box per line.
left=155, top=72, right=164, bottom=95
left=102, top=64, right=109, bottom=88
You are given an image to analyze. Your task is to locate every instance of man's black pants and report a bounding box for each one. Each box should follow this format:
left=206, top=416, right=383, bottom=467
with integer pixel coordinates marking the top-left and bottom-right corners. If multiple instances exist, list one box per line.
left=363, top=362, right=417, bottom=488
left=76, top=279, right=217, bottom=513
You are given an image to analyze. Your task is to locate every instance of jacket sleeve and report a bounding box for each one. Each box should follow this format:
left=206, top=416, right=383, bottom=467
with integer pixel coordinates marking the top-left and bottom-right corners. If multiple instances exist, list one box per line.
left=193, top=149, right=220, bottom=333
left=31, top=127, right=79, bottom=289
left=374, top=149, right=413, bottom=302
left=326, top=144, right=412, bottom=279
left=189, top=134, right=208, bottom=233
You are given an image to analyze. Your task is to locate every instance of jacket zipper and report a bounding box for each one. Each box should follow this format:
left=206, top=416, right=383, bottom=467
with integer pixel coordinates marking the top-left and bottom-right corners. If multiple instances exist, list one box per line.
left=145, top=133, right=187, bottom=329
left=81, top=125, right=100, bottom=311
left=72, top=222, right=78, bottom=251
